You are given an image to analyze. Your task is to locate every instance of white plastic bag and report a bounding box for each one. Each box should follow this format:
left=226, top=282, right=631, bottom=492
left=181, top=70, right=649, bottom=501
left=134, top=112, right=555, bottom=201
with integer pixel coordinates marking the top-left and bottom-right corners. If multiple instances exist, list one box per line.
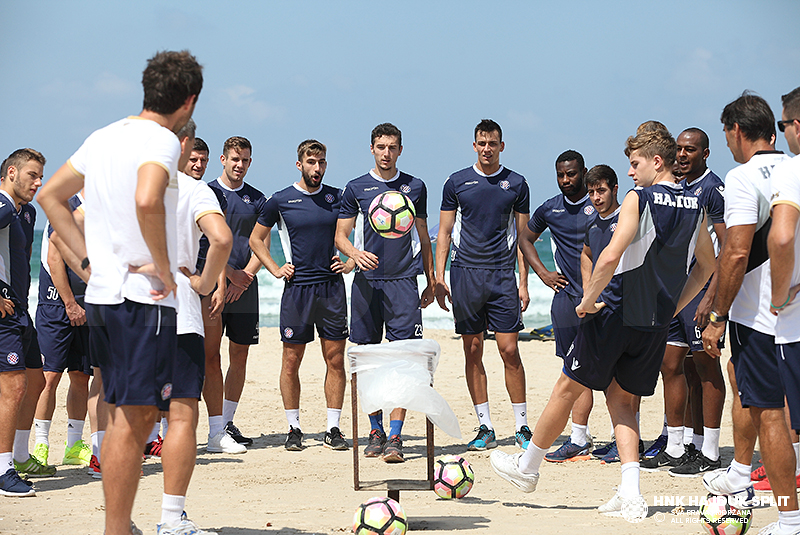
left=349, top=339, right=461, bottom=439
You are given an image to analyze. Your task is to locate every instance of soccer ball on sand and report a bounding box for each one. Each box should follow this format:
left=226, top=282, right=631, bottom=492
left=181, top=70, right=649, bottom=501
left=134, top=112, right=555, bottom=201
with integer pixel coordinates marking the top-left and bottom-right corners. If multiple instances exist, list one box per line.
left=352, top=496, right=408, bottom=535
left=433, top=455, right=475, bottom=499
left=699, top=494, right=752, bottom=535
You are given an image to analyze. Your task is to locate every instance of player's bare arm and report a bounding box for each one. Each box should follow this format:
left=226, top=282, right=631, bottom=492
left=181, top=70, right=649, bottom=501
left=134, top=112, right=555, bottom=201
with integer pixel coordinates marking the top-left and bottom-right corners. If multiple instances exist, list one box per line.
left=580, top=244, right=593, bottom=295
left=415, top=216, right=436, bottom=309
left=434, top=209, right=456, bottom=311
left=695, top=221, right=727, bottom=328
left=335, top=216, right=378, bottom=270
left=37, top=163, right=87, bottom=265
left=189, top=212, right=232, bottom=296
left=768, top=203, right=800, bottom=315
left=47, top=236, right=85, bottom=326
left=518, top=224, right=568, bottom=292
left=515, top=211, right=530, bottom=312
left=249, top=222, right=294, bottom=280
left=135, top=162, right=176, bottom=299
left=674, top=217, right=715, bottom=317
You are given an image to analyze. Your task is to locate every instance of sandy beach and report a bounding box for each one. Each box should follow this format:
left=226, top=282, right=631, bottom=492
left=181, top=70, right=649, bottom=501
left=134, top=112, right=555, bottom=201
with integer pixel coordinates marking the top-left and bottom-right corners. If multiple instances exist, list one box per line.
left=0, top=327, right=778, bottom=534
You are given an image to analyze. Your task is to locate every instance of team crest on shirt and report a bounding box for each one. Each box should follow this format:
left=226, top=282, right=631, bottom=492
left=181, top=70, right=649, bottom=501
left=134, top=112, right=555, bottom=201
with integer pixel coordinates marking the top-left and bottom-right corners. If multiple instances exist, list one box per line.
left=610, top=222, right=617, bottom=232
left=242, top=195, right=251, bottom=203
left=584, top=206, right=595, bottom=216
left=325, top=193, right=335, bottom=203
left=284, top=327, right=293, bottom=338
left=23, top=212, right=31, bottom=224
left=7, top=352, right=18, bottom=365
left=161, top=383, right=172, bottom=401
left=499, top=180, right=510, bottom=190
left=400, top=184, right=411, bottom=194
left=717, top=185, right=725, bottom=195
left=695, top=187, right=703, bottom=196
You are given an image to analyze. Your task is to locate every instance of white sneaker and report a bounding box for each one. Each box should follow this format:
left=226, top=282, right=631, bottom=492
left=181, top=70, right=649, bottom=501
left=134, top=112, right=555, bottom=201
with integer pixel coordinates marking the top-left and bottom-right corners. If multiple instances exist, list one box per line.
left=598, top=492, right=648, bottom=522
left=207, top=428, right=246, bottom=454
left=157, top=512, right=214, bottom=534
left=702, top=468, right=758, bottom=508
left=757, top=522, right=800, bottom=535
left=489, top=450, right=539, bottom=492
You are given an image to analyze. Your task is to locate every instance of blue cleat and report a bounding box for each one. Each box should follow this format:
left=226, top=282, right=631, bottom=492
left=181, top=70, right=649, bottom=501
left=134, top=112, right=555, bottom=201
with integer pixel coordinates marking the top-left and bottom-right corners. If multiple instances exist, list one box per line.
left=545, top=438, right=592, bottom=462
left=515, top=426, right=532, bottom=450
left=467, top=425, right=497, bottom=451
left=643, top=434, right=667, bottom=459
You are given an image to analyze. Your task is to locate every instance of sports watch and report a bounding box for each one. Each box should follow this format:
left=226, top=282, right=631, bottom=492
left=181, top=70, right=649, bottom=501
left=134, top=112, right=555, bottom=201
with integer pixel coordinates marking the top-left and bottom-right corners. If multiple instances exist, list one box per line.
left=709, top=311, right=728, bottom=324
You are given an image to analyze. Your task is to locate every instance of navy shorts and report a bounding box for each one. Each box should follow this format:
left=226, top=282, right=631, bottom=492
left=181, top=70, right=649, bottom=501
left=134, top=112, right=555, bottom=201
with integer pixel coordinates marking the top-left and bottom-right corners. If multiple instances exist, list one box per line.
left=281, top=278, right=348, bottom=344
left=564, top=306, right=669, bottom=396
left=0, top=307, right=31, bottom=373
left=350, top=274, right=422, bottom=344
left=730, top=322, right=782, bottom=409
left=173, top=334, right=205, bottom=400
left=37, top=304, right=91, bottom=375
left=87, top=301, right=177, bottom=411
left=221, top=280, right=259, bottom=345
left=23, top=321, right=42, bottom=369
left=450, top=266, right=523, bottom=335
left=667, top=288, right=725, bottom=353
left=551, top=291, right=583, bottom=358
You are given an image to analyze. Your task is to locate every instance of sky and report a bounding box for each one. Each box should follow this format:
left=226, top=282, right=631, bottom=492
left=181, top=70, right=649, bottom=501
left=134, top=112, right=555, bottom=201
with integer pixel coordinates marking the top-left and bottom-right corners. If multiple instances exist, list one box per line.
left=2, top=0, right=799, bottom=228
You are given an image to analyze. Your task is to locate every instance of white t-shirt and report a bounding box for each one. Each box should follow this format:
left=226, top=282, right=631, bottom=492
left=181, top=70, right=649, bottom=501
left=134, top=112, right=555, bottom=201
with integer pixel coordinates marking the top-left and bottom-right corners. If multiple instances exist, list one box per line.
left=176, top=172, right=223, bottom=336
left=769, top=154, right=800, bottom=343
left=724, top=151, right=789, bottom=335
left=68, top=116, right=180, bottom=308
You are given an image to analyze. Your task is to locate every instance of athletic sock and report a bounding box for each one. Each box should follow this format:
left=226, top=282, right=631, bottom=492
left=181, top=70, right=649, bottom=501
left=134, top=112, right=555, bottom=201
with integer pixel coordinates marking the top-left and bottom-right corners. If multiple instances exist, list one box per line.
left=701, top=427, right=719, bottom=461
left=222, top=399, right=238, bottom=424
left=635, top=411, right=640, bottom=433
left=683, top=426, right=693, bottom=446
left=34, top=419, right=51, bottom=447
left=13, top=430, right=30, bottom=462
left=619, top=462, right=641, bottom=498
left=285, top=409, right=300, bottom=431
left=91, top=432, right=99, bottom=459
left=666, top=426, right=684, bottom=458
left=660, top=414, right=668, bottom=436
left=474, top=402, right=493, bottom=429
left=794, top=442, right=800, bottom=476
left=96, top=430, right=105, bottom=462
left=511, top=402, right=528, bottom=430
left=0, top=452, right=12, bottom=471
left=389, top=420, right=403, bottom=438
left=778, top=510, right=800, bottom=533
left=208, top=415, right=224, bottom=439
left=160, top=493, right=186, bottom=526
left=727, top=459, right=752, bottom=489
left=368, top=412, right=384, bottom=433
left=518, top=442, right=547, bottom=475
left=327, top=408, right=341, bottom=432
left=147, top=422, right=160, bottom=443
left=66, top=419, right=84, bottom=448
left=570, top=423, right=589, bottom=447
left=160, top=417, right=169, bottom=438
left=691, top=432, right=704, bottom=451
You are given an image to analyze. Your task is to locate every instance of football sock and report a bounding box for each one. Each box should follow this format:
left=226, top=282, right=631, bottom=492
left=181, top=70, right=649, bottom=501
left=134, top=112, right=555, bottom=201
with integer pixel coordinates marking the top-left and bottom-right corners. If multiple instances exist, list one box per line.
left=368, top=412, right=384, bottom=433
left=160, top=493, right=185, bottom=526
left=0, top=452, right=12, bottom=471
left=208, top=415, right=224, bottom=439
left=660, top=414, right=667, bottom=436
left=794, top=442, right=800, bottom=476
left=518, top=442, right=547, bottom=475
left=666, top=426, right=684, bottom=458
left=66, top=419, right=84, bottom=448
left=511, top=402, right=528, bottom=430
left=683, top=426, right=693, bottom=446
left=691, top=432, right=704, bottom=451
left=727, top=459, right=751, bottom=489
left=619, top=462, right=641, bottom=498
left=327, top=408, right=341, bottom=432
left=91, top=432, right=99, bottom=459
left=389, top=420, right=403, bottom=438
left=702, top=427, right=719, bottom=461
left=778, top=510, right=800, bottom=533
left=96, top=430, right=105, bottom=462
left=635, top=411, right=640, bottom=432
left=34, top=419, right=51, bottom=447
left=474, top=402, right=493, bottom=429
left=160, top=417, right=169, bottom=438
left=285, top=409, right=300, bottom=430
left=222, top=399, right=238, bottom=424
left=13, top=430, right=30, bottom=462
left=570, top=423, right=589, bottom=447
left=148, top=422, right=160, bottom=443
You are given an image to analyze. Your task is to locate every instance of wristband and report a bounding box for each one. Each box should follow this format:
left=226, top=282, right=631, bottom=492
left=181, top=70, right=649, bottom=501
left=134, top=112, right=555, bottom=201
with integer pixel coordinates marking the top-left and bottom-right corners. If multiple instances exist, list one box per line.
left=772, top=294, right=792, bottom=310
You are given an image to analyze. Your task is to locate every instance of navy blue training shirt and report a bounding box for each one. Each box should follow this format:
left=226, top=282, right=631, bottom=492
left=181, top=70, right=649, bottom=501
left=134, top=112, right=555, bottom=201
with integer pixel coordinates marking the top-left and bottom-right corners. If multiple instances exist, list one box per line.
left=208, top=179, right=266, bottom=270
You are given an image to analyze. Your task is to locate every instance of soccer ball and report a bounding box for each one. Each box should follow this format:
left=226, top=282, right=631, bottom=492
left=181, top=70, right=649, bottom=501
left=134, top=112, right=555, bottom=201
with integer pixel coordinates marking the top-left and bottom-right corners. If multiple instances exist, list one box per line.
left=433, top=455, right=475, bottom=499
left=367, top=191, right=416, bottom=239
left=699, top=494, right=752, bottom=535
left=352, top=496, right=408, bottom=535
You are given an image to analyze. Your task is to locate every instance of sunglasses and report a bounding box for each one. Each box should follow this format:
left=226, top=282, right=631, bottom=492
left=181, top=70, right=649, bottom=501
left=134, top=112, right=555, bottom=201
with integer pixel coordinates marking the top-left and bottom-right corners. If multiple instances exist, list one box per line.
left=778, top=119, right=798, bottom=133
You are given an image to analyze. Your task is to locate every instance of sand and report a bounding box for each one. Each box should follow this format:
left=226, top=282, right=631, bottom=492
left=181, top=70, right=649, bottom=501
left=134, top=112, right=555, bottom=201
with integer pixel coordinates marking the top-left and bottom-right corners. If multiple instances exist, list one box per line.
left=0, top=327, right=779, bottom=534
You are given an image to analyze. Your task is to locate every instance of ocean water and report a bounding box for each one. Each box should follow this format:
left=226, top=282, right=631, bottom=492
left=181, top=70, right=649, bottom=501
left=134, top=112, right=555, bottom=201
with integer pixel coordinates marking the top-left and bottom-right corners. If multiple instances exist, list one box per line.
left=27, top=230, right=557, bottom=331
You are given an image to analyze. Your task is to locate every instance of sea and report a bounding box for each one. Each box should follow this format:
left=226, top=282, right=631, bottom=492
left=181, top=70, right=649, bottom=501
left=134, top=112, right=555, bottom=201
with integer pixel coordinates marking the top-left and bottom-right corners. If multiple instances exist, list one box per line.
left=26, top=230, right=557, bottom=331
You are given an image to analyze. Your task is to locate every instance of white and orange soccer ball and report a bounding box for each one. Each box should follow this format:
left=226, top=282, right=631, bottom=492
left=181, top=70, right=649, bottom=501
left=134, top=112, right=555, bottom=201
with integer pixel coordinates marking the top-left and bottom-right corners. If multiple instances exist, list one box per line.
left=433, top=455, right=475, bottom=499
left=367, top=191, right=416, bottom=239
left=352, top=496, right=408, bottom=535
left=699, top=494, right=752, bottom=535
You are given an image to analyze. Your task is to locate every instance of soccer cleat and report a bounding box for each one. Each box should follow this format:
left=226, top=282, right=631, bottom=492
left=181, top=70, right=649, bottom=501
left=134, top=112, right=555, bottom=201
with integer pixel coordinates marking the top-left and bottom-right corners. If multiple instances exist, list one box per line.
left=323, top=427, right=349, bottom=451
left=592, top=441, right=615, bottom=459
left=640, top=448, right=684, bottom=472
left=157, top=511, right=214, bottom=534
left=63, top=439, right=92, bottom=466
left=144, top=436, right=163, bottom=458
left=668, top=449, right=721, bottom=478
left=490, top=450, right=539, bottom=492
left=545, top=438, right=592, bottom=463
left=382, top=435, right=404, bottom=463
left=597, top=492, right=648, bottom=520
left=515, top=425, right=532, bottom=450
left=14, top=455, right=56, bottom=477
left=207, top=428, right=246, bottom=454
left=703, top=468, right=759, bottom=508
left=643, top=434, right=667, bottom=459
left=467, top=425, right=497, bottom=451
left=285, top=426, right=303, bottom=451
left=32, top=442, right=49, bottom=466
left=0, top=468, right=35, bottom=497
left=224, top=421, right=253, bottom=446
left=88, top=454, right=102, bottom=479
left=751, top=463, right=768, bottom=481
left=753, top=473, right=800, bottom=491
left=364, top=429, right=387, bottom=457
left=600, top=442, right=620, bottom=464
left=756, top=522, right=800, bottom=535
